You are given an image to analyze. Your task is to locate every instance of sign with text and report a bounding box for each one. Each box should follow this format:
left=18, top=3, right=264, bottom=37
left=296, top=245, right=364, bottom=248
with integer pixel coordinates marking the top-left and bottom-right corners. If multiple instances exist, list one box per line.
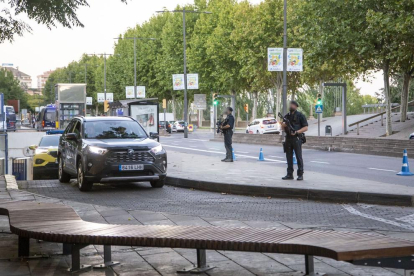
left=268, top=48, right=283, bottom=71
left=97, top=93, right=105, bottom=103
left=86, top=97, right=93, bottom=105
left=287, top=48, right=303, bottom=71
left=194, top=94, right=206, bottom=109
left=97, top=93, right=113, bottom=103
left=106, top=93, right=114, bottom=102
left=173, top=74, right=185, bottom=90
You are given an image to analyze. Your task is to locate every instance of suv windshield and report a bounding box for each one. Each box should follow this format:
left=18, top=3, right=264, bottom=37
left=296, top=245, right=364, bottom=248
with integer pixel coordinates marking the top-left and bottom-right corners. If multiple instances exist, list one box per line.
left=39, top=135, right=60, bottom=147
left=45, top=109, right=56, bottom=121
left=84, top=120, right=147, bottom=139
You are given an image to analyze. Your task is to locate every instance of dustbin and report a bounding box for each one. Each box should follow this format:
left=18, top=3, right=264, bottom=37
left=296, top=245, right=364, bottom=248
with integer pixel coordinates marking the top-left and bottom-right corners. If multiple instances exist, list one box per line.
left=325, top=125, right=332, bottom=136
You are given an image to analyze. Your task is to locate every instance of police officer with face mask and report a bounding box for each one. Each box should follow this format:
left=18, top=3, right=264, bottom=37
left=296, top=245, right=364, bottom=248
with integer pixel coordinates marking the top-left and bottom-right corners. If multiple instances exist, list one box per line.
left=220, top=107, right=235, bottom=162
left=281, top=101, right=308, bottom=180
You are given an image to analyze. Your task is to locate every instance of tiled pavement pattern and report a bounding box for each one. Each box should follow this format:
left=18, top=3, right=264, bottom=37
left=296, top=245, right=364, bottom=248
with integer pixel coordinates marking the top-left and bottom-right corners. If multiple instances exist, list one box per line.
left=19, top=180, right=414, bottom=232
left=0, top=180, right=412, bottom=275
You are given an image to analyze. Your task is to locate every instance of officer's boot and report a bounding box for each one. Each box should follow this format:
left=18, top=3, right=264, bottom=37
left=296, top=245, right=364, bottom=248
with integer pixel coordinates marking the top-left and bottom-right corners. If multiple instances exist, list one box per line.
left=282, top=174, right=294, bottom=180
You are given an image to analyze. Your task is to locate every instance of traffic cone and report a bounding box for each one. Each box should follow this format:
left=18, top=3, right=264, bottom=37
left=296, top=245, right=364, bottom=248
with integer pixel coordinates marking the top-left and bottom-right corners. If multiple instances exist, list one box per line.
left=258, top=148, right=265, bottom=161
left=232, top=149, right=236, bottom=161
left=397, top=149, right=413, bottom=176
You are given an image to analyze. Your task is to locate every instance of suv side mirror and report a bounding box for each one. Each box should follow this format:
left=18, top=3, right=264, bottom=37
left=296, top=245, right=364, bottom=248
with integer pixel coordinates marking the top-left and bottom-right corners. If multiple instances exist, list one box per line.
left=66, top=133, right=77, bottom=141
left=150, top=132, right=159, bottom=139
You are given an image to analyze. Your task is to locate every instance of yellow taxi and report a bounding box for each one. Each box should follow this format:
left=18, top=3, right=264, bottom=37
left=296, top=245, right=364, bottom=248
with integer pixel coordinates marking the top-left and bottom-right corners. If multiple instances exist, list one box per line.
left=30, top=134, right=61, bottom=180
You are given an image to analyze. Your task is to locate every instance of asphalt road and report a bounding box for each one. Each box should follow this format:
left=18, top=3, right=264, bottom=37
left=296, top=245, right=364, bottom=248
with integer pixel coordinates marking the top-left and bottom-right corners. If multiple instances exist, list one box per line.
left=20, top=179, right=414, bottom=233
left=162, top=131, right=414, bottom=187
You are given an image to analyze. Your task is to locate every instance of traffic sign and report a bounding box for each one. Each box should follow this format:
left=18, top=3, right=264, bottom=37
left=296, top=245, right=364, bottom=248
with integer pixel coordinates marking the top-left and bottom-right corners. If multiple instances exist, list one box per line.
left=315, top=104, right=323, bottom=114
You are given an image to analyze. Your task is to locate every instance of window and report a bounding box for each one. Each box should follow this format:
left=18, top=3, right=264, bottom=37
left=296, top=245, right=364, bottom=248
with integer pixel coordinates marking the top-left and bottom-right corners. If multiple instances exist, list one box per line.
left=262, top=119, right=277, bottom=125
left=39, top=136, right=60, bottom=147
left=45, top=109, right=57, bottom=121
left=72, top=121, right=81, bottom=138
left=84, top=120, right=147, bottom=139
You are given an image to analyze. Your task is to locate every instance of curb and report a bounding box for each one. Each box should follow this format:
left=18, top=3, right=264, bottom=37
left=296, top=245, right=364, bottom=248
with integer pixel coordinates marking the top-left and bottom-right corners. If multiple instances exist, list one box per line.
left=165, top=176, right=414, bottom=207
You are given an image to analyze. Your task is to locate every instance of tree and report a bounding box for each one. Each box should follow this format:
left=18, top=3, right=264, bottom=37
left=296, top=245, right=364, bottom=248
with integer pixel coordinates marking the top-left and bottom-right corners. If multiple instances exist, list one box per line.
left=0, top=0, right=127, bottom=43
left=0, top=68, right=28, bottom=108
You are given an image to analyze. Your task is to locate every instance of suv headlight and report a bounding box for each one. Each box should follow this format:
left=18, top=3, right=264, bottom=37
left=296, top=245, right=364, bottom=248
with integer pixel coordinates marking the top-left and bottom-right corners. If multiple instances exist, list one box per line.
left=88, top=146, right=108, bottom=155
left=150, top=145, right=164, bottom=155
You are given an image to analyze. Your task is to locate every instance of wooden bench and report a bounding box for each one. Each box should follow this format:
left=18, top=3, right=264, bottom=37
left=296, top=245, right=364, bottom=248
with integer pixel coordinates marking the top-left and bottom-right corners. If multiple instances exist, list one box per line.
left=1, top=200, right=414, bottom=275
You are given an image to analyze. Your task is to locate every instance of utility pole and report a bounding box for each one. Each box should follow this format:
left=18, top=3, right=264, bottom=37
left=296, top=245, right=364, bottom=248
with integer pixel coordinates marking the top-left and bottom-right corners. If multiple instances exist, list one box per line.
left=114, top=37, right=156, bottom=98
left=87, top=53, right=112, bottom=100
left=282, top=0, right=288, bottom=115
left=157, top=8, right=212, bottom=138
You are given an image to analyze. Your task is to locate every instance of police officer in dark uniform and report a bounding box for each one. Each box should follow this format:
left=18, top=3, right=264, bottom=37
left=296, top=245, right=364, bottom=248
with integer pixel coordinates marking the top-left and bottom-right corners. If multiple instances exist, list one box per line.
left=281, top=101, right=308, bottom=180
left=220, top=107, right=235, bottom=162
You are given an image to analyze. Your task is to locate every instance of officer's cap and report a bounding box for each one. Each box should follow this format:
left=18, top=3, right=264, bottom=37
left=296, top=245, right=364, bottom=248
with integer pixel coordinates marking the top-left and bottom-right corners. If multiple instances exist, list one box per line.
left=290, top=100, right=299, bottom=107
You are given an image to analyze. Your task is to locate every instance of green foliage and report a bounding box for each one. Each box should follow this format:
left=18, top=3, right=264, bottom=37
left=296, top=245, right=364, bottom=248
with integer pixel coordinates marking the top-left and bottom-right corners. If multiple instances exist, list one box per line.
left=0, top=68, right=28, bottom=108
left=1, top=0, right=127, bottom=43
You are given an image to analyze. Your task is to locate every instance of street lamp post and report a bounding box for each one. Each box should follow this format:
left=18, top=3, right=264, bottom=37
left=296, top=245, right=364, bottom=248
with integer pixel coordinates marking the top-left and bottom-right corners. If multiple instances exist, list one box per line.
left=282, top=0, right=288, bottom=115
left=157, top=8, right=212, bottom=138
left=87, top=53, right=113, bottom=100
left=114, top=37, right=156, bottom=98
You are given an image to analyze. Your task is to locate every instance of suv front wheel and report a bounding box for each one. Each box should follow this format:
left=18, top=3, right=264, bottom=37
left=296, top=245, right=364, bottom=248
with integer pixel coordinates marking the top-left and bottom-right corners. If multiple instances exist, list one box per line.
left=77, top=160, right=93, bottom=191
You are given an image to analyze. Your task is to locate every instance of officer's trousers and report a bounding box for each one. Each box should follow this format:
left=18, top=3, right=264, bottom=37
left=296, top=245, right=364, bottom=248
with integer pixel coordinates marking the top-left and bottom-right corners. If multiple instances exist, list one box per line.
left=224, top=130, right=233, bottom=160
left=285, top=136, right=304, bottom=176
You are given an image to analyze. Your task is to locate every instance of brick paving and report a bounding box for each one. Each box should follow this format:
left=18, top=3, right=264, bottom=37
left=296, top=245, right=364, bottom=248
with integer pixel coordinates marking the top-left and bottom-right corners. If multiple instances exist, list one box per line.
left=0, top=179, right=412, bottom=275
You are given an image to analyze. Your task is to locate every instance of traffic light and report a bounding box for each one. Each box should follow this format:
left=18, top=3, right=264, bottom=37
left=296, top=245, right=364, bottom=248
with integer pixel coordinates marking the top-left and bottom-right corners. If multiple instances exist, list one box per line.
left=244, top=103, right=249, bottom=113
left=213, top=93, right=218, bottom=106
left=104, top=100, right=109, bottom=112
left=317, top=93, right=322, bottom=105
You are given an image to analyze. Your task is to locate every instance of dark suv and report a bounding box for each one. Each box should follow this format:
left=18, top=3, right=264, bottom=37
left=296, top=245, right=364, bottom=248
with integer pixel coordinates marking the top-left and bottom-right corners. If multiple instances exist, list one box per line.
left=58, top=116, right=167, bottom=191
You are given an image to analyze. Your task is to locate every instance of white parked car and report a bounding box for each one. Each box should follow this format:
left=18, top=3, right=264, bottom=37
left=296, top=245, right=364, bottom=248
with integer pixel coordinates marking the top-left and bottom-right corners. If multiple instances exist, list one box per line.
left=246, top=118, right=281, bottom=134
left=172, top=121, right=185, bottom=132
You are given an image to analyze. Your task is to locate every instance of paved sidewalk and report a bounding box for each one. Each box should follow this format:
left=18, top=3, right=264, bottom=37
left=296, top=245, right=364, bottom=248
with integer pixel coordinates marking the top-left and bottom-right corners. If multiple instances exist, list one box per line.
left=166, top=150, right=414, bottom=206
left=0, top=178, right=411, bottom=275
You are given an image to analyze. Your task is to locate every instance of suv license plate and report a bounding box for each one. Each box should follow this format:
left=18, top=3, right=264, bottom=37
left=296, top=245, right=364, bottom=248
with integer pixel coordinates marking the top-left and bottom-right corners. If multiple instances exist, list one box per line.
left=119, top=164, right=144, bottom=171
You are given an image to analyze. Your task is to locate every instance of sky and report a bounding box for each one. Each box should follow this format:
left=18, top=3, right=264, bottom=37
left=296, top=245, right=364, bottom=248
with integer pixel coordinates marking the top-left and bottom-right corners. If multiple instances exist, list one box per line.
left=0, top=0, right=382, bottom=95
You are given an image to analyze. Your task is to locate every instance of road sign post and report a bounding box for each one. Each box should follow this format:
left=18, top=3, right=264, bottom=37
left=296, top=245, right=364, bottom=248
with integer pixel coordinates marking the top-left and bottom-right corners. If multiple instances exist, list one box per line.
left=315, top=104, right=323, bottom=137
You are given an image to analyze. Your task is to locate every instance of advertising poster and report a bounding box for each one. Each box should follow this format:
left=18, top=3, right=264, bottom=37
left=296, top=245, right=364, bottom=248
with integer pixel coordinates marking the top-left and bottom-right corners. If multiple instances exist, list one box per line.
left=268, top=48, right=283, bottom=71
left=97, top=93, right=105, bottom=103
left=187, top=74, right=199, bottom=89
left=130, top=104, right=158, bottom=134
left=137, top=86, right=146, bottom=98
left=173, top=74, right=185, bottom=90
left=125, top=86, right=135, bottom=99
left=86, top=97, right=93, bottom=105
left=106, top=93, right=114, bottom=102
left=287, top=48, right=303, bottom=71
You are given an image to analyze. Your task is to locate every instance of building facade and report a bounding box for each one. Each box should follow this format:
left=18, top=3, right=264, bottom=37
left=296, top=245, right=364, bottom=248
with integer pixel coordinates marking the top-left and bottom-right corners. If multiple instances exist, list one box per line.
left=1, top=66, right=32, bottom=91
left=37, top=70, right=54, bottom=89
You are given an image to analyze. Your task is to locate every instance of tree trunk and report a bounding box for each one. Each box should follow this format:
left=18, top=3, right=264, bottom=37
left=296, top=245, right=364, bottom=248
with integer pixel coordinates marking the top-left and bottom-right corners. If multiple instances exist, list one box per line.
left=291, top=90, right=295, bottom=101
left=383, top=61, right=393, bottom=136
left=253, top=91, right=258, bottom=120
left=171, top=94, right=176, bottom=120
left=400, top=72, right=410, bottom=122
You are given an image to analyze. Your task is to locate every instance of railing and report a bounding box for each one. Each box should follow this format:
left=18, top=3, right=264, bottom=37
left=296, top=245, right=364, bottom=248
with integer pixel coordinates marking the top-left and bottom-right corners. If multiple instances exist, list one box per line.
left=349, top=100, right=414, bottom=135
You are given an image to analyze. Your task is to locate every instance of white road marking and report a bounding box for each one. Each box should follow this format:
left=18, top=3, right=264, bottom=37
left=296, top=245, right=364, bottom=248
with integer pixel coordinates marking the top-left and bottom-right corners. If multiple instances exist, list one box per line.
left=209, top=148, right=220, bottom=150
left=342, top=205, right=414, bottom=231
left=368, top=168, right=397, bottom=172
left=189, top=139, right=209, bottom=142
left=269, top=156, right=283, bottom=159
left=310, top=161, right=329, bottom=164
left=235, top=151, right=249, bottom=154
left=396, top=214, right=414, bottom=225
left=163, top=145, right=285, bottom=163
